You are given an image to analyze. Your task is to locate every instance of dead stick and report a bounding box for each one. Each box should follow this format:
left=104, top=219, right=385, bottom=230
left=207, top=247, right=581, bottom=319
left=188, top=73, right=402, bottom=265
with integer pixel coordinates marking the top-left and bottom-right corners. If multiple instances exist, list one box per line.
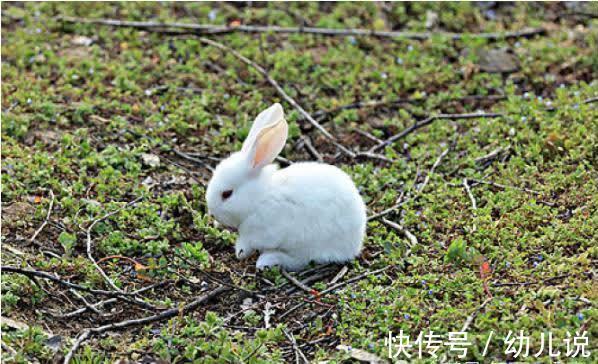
left=367, top=148, right=448, bottom=221
left=463, top=178, right=478, bottom=210
left=461, top=297, right=492, bottom=332
left=281, top=269, right=313, bottom=294
left=51, top=281, right=170, bottom=319
left=283, top=328, right=309, bottom=364
left=300, top=135, right=323, bottom=162
left=30, top=189, right=55, bottom=243
left=85, top=197, right=143, bottom=293
left=63, top=286, right=230, bottom=364
left=56, top=16, right=547, bottom=41
left=1, top=266, right=134, bottom=298
left=381, top=219, right=418, bottom=246
left=196, top=37, right=355, bottom=157
left=279, top=267, right=389, bottom=320
left=468, top=178, right=542, bottom=195
left=417, top=148, right=450, bottom=194
left=172, top=148, right=214, bottom=172
left=312, top=94, right=507, bottom=123
left=369, top=113, right=502, bottom=153
left=329, top=266, right=349, bottom=285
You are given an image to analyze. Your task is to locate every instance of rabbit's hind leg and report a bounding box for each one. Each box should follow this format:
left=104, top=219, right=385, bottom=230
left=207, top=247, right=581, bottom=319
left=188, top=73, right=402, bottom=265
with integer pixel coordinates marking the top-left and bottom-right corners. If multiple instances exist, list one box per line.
left=256, top=251, right=304, bottom=271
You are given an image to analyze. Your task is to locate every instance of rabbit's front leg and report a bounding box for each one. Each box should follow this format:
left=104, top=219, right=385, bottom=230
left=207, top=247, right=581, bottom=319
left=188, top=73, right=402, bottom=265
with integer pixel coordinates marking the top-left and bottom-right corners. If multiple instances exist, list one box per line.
left=256, top=251, right=305, bottom=271
left=237, top=219, right=280, bottom=256
left=235, top=236, right=255, bottom=260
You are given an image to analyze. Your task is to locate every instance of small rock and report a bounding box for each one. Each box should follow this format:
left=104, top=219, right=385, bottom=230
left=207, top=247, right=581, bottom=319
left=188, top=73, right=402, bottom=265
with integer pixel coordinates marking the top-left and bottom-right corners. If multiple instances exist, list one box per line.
left=476, top=48, right=520, bottom=74
left=241, top=298, right=253, bottom=310
left=71, top=35, right=93, bottom=47
left=1, top=316, right=29, bottom=330
left=44, top=335, right=63, bottom=352
left=2, top=202, right=34, bottom=223
left=31, top=53, right=46, bottom=64
left=142, top=176, right=155, bottom=186
left=141, top=153, right=160, bottom=168
left=425, top=10, right=439, bottom=29
left=27, top=130, right=60, bottom=145
left=81, top=198, right=101, bottom=207
left=165, top=175, right=187, bottom=185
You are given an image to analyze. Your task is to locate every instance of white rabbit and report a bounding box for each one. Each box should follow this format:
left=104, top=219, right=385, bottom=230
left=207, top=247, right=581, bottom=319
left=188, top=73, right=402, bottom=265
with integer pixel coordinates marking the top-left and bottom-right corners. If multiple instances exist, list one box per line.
left=206, top=103, right=366, bottom=271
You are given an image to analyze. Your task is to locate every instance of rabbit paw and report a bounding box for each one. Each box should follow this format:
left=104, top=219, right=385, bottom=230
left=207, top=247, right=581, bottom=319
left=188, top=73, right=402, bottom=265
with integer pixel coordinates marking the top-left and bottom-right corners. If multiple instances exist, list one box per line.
left=235, top=239, right=255, bottom=260
left=256, top=251, right=302, bottom=270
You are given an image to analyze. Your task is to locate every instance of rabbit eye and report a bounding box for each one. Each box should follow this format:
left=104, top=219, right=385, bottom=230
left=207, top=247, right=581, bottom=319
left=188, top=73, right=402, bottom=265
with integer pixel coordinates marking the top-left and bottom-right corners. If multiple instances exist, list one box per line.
left=221, top=190, right=233, bottom=200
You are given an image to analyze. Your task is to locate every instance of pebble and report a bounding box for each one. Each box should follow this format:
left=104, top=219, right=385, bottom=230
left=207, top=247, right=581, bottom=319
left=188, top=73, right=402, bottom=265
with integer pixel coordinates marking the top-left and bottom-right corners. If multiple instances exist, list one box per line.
left=141, top=153, right=160, bottom=168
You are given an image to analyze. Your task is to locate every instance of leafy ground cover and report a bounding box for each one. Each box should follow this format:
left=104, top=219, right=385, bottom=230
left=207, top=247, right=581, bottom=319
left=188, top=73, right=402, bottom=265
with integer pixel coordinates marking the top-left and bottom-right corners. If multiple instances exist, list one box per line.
left=1, top=2, right=597, bottom=363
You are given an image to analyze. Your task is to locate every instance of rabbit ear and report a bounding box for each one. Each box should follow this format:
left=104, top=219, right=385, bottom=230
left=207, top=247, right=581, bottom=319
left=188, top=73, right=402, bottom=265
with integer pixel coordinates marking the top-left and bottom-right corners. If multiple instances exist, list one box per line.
left=244, top=104, right=288, bottom=169
left=242, top=103, right=285, bottom=154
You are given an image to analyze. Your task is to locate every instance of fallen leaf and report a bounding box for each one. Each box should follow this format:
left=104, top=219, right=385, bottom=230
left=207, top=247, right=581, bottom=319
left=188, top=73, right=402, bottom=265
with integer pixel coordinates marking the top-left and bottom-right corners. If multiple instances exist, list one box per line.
left=480, top=261, right=492, bottom=279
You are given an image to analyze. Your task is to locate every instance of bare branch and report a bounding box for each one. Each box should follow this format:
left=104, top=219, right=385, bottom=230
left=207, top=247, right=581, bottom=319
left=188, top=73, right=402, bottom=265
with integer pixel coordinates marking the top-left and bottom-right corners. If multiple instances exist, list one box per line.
left=85, top=197, right=143, bottom=293
left=283, top=328, right=309, bottom=364
left=369, top=113, right=502, bottom=153
left=281, top=269, right=313, bottom=294
left=30, top=189, right=55, bottom=243
left=196, top=37, right=355, bottom=158
left=417, top=148, right=450, bottom=194
left=381, top=218, right=418, bottom=246
left=1, top=266, right=131, bottom=298
left=300, top=135, right=323, bottom=162
left=461, top=297, right=492, bottom=332
left=56, top=16, right=547, bottom=41
left=462, top=178, right=478, bottom=210
left=172, top=148, right=214, bottom=172
left=63, top=286, right=230, bottom=364
left=368, top=148, right=448, bottom=222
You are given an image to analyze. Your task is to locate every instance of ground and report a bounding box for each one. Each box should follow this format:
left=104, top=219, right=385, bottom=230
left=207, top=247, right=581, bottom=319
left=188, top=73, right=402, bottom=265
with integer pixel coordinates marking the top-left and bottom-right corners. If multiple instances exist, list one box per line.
left=1, top=2, right=597, bottom=363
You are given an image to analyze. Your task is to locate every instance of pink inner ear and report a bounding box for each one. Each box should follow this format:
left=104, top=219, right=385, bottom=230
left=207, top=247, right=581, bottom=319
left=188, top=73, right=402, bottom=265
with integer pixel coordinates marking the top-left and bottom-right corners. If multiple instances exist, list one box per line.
left=252, top=120, right=287, bottom=168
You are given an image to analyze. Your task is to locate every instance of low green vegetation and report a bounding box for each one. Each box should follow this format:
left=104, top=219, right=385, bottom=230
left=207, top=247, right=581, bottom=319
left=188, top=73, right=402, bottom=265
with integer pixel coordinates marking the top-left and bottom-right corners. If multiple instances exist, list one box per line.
left=1, top=2, right=596, bottom=363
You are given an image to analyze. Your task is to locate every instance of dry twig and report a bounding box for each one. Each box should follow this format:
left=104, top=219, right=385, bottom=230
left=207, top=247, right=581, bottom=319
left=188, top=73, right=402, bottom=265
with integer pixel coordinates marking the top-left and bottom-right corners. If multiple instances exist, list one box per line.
left=279, top=267, right=389, bottom=320
left=172, top=148, right=214, bottom=172
left=381, top=218, right=418, bottom=246
left=1, top=266, right=133, bottom=298
left=63, top=286, right=229, bottom=364
left=368, top=148, right=448, bottom=222
left=369, top=113, right=502, bottom=153
left=329, top=266, right=349, bottom=285
left=30, top=189, right=55, bottom=243
left=300, top=135, right=323, bottom=162
left=281, top=269, right=313, bottom=294
left=462, top=178, right=478, bottom=210
left=283, top=328, right=309, bottom=364
left=85, top=197, right=143, bottom=292
left=57, top=16, right=547, bottom=41
left=461, top=297, right=492, bottom=332
left=197, top=37, right=355, bottom=158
